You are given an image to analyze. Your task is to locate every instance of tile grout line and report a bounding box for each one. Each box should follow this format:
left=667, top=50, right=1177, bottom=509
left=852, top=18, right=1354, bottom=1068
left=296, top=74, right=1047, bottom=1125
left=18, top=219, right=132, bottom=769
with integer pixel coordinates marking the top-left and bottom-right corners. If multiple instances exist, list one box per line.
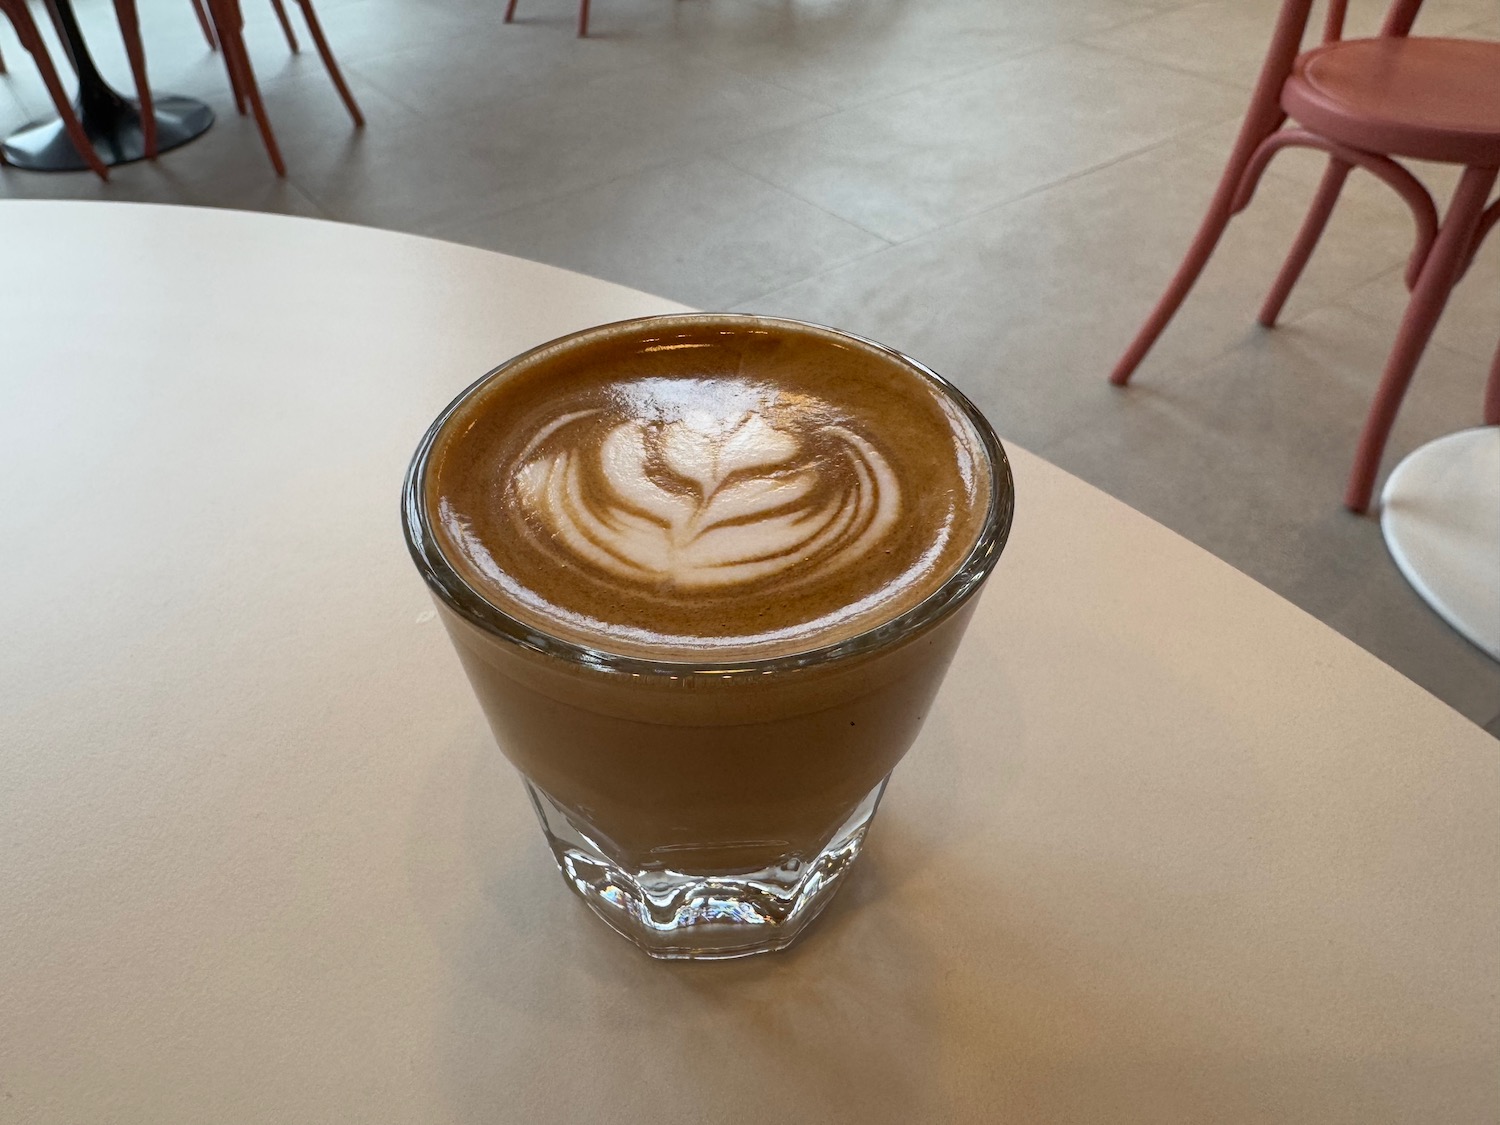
left=1070, top=37, right=1256, bottom=95
left=722, top=157, right=898, bottom=246
left=729, top=106, right=1252, bottom=309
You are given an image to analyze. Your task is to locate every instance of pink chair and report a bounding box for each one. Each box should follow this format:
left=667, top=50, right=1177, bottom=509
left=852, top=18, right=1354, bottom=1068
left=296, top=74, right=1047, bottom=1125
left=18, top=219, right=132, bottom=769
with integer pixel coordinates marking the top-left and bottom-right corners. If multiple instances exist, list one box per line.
left=1110, top=0, right=1500, bottom=513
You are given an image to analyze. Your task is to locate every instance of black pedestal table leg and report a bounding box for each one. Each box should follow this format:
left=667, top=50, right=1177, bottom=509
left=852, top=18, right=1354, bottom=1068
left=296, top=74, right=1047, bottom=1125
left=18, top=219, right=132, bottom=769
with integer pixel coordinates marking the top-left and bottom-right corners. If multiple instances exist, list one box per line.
left=1, top=0, right=214, bottom=171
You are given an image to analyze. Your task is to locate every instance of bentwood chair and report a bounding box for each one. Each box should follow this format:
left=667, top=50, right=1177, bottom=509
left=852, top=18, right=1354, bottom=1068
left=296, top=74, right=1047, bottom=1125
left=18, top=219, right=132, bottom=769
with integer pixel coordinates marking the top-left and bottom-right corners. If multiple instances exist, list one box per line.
left=0, top=0, right=109, bottom=178
left=1110, top=0, right=1500, bottom=513
left=196, top=0, right=362, bottom=176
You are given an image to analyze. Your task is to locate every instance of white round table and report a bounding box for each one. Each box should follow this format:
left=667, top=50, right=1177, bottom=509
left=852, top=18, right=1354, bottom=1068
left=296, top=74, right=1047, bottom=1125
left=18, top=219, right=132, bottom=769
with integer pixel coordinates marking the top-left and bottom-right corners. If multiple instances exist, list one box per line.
left=1381, top=427, right=1500, bottom=662
left=3, top=202, right=1496, bottom=1124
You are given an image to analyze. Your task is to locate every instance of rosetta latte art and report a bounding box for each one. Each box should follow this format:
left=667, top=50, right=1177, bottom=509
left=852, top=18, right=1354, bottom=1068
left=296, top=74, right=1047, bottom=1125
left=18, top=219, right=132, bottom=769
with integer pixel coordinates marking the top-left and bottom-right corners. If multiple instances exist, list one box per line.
left=513, top=407, right=900, bottom=589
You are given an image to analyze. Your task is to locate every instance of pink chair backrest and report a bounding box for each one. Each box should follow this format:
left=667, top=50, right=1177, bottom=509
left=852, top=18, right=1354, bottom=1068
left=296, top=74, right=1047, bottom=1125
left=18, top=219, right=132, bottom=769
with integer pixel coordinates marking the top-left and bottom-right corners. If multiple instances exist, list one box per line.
left=1323, top=0, right=1349, bottom=41
left=1319, top=0, right=1425, bottom=43
left=1318, top=0, right=1425, bottom=42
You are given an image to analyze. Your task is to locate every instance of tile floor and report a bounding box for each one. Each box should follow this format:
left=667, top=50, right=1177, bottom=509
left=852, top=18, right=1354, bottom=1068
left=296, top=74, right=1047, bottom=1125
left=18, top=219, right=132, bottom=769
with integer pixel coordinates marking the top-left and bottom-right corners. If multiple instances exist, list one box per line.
left=3, top=0, right=1497, bottom=733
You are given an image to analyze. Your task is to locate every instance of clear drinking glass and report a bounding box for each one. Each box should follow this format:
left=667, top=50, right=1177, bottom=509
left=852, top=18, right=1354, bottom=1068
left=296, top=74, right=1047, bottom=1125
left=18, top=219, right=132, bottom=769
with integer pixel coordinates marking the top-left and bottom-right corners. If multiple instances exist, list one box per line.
left=402, top=315, right=1014, bottom=960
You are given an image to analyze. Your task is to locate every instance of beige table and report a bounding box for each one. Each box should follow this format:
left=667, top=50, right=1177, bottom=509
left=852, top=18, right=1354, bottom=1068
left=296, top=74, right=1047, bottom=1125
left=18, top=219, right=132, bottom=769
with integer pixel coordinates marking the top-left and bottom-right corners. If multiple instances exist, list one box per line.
left=2, top=201, right=1495, bottom=1124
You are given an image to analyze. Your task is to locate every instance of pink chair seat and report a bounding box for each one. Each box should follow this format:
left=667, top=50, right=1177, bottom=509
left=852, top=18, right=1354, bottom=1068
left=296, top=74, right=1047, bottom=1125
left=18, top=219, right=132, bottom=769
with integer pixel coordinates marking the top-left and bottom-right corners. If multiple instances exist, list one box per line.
left=1284, top=37, right=1500, bottom=165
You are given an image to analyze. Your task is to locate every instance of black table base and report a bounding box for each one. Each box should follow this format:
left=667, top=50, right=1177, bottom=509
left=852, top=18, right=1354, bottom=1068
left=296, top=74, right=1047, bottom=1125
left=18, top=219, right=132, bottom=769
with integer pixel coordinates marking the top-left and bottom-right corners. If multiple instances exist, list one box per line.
left=0, top=0, right=214, bottom=173
left=3, top=93, right=214, bottom=172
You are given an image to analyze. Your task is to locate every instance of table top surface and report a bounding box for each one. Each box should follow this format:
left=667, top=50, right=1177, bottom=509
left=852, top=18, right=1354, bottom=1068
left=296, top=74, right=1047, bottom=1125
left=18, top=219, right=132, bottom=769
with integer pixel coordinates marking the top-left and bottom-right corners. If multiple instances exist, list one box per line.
left=2, top=201, right=1495, bottom=1124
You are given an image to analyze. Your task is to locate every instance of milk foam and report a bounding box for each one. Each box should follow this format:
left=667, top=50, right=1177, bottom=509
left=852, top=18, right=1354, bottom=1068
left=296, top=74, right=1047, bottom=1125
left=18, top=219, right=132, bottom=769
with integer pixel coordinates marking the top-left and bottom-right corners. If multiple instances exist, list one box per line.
left=513, top=402, right=900, bottom=589
left=423, top=316, right=994, bottom=660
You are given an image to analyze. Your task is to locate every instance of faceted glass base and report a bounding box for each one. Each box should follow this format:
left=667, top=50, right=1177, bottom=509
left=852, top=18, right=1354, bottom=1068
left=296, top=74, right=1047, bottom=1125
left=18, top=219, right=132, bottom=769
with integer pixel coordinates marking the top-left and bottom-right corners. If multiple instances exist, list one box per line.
left=526, top=778, right=889, bottom=960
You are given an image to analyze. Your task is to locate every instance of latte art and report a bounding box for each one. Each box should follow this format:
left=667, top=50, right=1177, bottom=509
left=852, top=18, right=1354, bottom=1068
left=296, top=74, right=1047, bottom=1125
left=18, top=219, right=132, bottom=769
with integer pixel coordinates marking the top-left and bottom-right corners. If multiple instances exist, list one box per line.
left=514, top=408, right=900, bottom=589
left=422, top=315, right=995, bottom=659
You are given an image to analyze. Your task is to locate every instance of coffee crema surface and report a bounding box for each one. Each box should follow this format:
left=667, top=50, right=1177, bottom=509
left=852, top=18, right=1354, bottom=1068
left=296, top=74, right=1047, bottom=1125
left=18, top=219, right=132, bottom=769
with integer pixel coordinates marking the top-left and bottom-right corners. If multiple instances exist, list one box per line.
left=425, top=317, right=993, bottom=661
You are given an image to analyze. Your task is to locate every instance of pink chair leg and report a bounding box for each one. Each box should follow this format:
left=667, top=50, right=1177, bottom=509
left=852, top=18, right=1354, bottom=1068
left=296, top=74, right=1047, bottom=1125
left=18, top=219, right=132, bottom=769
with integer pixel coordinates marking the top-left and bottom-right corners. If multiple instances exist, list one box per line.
left=189, top=0, right=217, bottom=49
left=238, top=52, right=285, bottom=175
left=269, top=0, right=299, bottom=53
left=1109, top=132, right=1272, bottom=384
left=206, top=0, right=246, bottom=113
left=208, top=0, right=286, bottom=174
left=41, top=0, right=75, bottom=69
left=1344, top=164, right=1499, bottom=513
left=1381, top=0, right=1422, bottom=37
left=1258, top=156, right=1351, bottom=327
left=503, top=0, right=518, bottom=21
left=1484, top=336, right=1500, bottom=427
left=1458, top=198, right=1500, bottom=282
left=292, top=0, right=363, bottom=127
left=4, top=3, right=108, bottom=178
left=1110, top=0, right=1318, bottom=386
left=577, top=0, right=590, bottom=36
left=229, top=66, right=246, bottom=113
left=235, top=47, right=285, bottom=175
left=1320, top=0, right=1348, bottom=42
left=112, top=0, right=156, bottom=158
left=1231, top=129, right=1439, bottom=290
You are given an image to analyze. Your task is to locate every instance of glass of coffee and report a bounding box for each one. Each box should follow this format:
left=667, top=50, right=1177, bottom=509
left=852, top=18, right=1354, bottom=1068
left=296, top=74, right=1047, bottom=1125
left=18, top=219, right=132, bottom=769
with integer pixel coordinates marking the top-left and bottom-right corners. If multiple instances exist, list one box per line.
left=403, top=315, right=1012, bottom=960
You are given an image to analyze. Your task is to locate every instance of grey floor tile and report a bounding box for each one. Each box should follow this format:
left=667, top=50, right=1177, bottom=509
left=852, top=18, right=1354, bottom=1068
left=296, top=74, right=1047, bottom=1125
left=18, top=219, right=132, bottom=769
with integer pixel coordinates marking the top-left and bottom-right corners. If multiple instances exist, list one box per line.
left=1084, top=0, right=1499, bottom=93
left=627, top=0, right=1164, bottom=110
left=339, top=52, right=833, bottom=227
left=1035, top=381, right=1392, bottom=620
left=1339, top=239, right=1500, bottom=371
left=1082, top=0, right=1285, bottom=90
left=0, top=69, right=331, bottom=215
left=1108, top=304, right=1484, bottom=507
left=0, top=79, right=23, bottom=128
left=486, top=0, right=781, bottom=39
left=722, top=42, right=1245, bottom=241
left=573, top=52, right=837, bottom=145
left=473, top=0, right=1172, bottom=44
left=424, top=154, right=888, bottom=308
left=348, top=22, right=662, bottom=119
left=256, top=66, right=679, bottom=230
left=216, top=70, right=474, bottom=225
left=736, top=134, right=1412, bottom=451
left=251, top=0, right=498, bottom=66
left=0, top=147, right=329, bottom=217
left=1322, top=560, right=1500, bottom=727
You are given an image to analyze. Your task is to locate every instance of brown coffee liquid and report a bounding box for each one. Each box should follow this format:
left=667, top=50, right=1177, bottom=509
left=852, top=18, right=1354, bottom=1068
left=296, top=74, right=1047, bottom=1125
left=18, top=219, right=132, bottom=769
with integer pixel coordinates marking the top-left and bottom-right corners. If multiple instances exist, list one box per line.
left=417, top=316, right=1001, bottom=877
left=425, top=317, right=993, bottom=661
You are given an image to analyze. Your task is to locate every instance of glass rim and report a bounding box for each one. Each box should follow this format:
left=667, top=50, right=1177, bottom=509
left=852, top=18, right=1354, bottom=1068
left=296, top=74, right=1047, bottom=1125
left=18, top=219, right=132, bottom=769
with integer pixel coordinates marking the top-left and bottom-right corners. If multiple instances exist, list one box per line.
left=402, top=313, right=1015, bottom=680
